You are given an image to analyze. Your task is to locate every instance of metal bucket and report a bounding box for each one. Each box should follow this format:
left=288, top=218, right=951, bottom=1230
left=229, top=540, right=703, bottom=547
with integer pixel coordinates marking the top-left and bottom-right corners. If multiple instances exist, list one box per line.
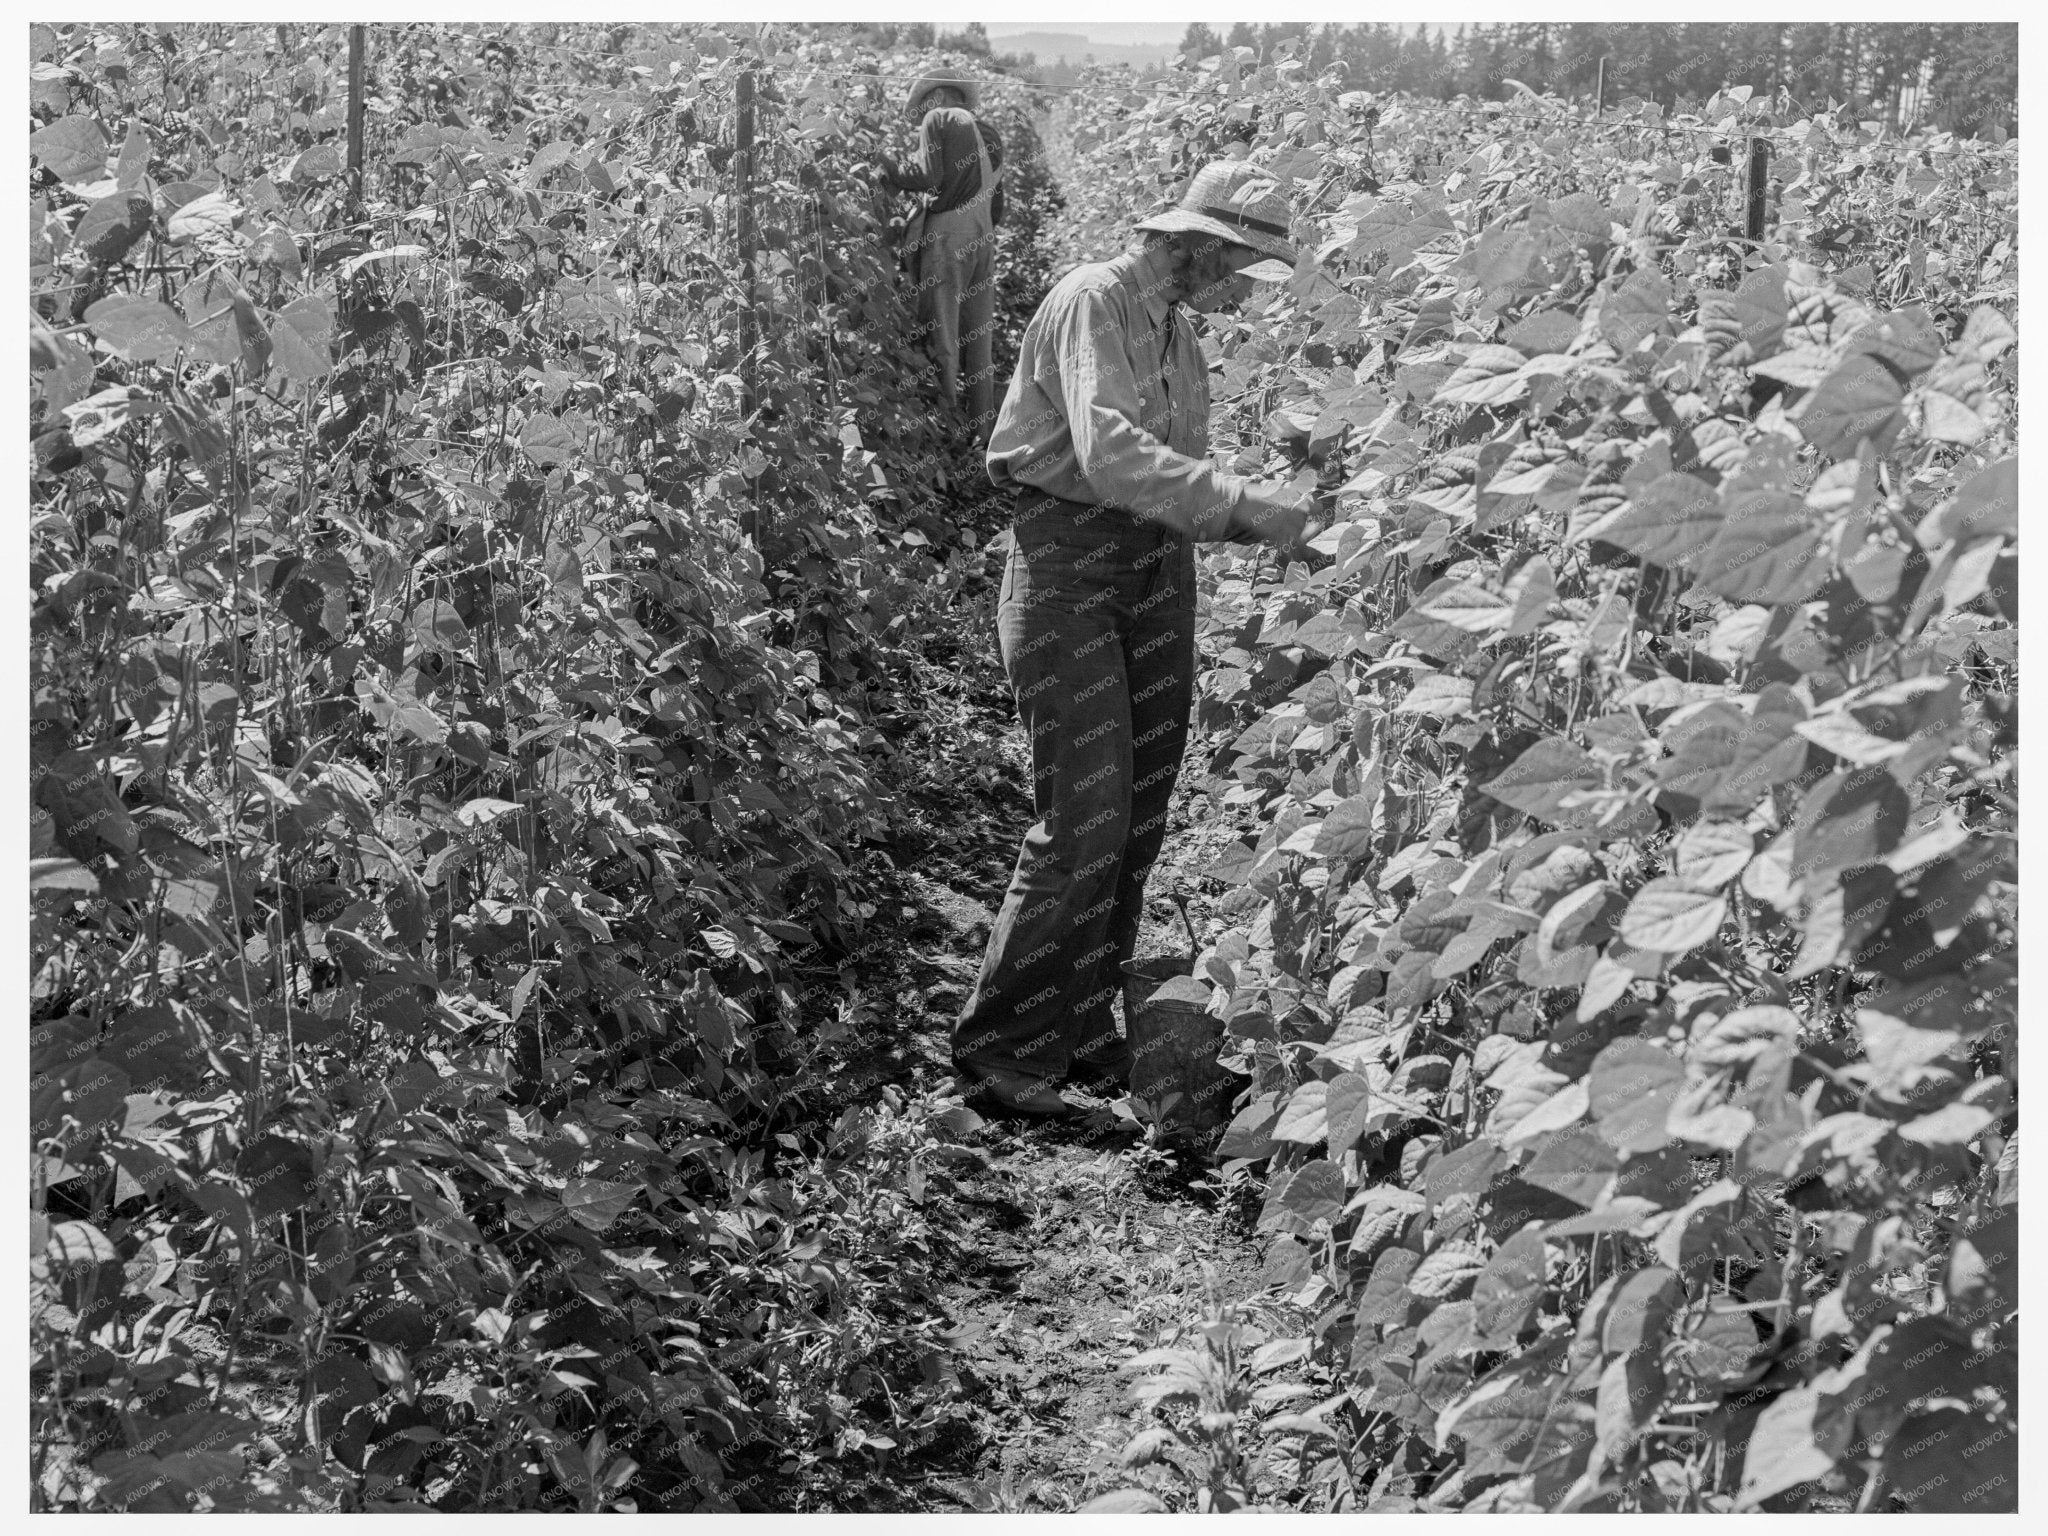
left=1119, top=954, right=1242, bottom=1138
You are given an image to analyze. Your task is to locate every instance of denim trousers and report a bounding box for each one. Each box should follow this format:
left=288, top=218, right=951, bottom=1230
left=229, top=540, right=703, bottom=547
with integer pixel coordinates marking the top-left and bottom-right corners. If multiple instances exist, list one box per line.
left=952, top=493, right=1197, bottom=1086
left=914, top=204, right=998, bottom=437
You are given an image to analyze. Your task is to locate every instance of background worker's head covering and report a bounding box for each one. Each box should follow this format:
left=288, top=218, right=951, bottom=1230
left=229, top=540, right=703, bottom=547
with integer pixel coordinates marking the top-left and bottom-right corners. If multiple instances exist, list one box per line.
left=905, top=69, right=979, bottom=118
left=1135, top=161, right=1299, bottom=268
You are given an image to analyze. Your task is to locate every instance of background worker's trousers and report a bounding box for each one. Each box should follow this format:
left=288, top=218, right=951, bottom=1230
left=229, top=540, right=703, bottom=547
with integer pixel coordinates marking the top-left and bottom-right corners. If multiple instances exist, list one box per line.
left=914, top=204, right=998, bottom=439
left=952, top=494, right=1197, bottom=1087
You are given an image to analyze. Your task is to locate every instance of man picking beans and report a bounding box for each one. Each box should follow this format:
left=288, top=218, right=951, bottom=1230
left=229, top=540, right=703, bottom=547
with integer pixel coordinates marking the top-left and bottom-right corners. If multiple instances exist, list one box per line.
left=952, top=162, right=1322, bottom=1118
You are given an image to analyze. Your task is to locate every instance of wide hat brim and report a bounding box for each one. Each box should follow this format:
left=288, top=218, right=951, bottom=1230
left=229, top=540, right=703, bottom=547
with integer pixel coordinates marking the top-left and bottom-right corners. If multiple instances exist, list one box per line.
left=1132, top=206, right=1298, bottom=268
left=906, top=73, right=980, bottom=116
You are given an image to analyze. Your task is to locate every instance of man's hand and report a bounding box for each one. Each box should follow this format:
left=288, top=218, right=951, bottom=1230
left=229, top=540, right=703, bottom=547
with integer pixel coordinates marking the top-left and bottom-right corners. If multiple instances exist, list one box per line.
left=1227, top=485, right=1320, bottom=560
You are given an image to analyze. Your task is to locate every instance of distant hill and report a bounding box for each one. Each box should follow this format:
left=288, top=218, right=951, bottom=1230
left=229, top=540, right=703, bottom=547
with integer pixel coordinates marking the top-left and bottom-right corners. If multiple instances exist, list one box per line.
left=990, top=30, right=1176, bottom=69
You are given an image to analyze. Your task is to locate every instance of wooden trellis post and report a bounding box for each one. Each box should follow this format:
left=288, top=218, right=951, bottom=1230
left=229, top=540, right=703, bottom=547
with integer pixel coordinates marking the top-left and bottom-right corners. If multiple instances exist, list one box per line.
left=1593, top=55, right=1605, bottom=120
left=1745, top=134, right=1771, bottom=241
left=735, top=68, right=758, bottom=387
left=346, top=25, right=366, bottom=205
left=735, top=66, right=760, bottom=546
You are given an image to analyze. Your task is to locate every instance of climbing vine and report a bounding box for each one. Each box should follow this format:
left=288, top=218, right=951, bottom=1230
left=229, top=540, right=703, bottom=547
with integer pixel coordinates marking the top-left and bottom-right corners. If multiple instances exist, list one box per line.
left=1056, top=46, right=2017, bottom=1515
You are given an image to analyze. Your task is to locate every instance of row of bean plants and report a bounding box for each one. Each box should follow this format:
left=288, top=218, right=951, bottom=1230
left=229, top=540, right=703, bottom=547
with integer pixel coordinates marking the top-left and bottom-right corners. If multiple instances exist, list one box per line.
left=30, top=21, right=1043, bottom=1511
left=1051, top=46, right=2017, bottom=1514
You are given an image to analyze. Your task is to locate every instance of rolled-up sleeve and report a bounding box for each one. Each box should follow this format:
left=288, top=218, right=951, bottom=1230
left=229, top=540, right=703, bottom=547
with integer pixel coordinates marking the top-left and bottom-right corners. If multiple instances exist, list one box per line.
left=1048, top=287, right=1251, bottom=540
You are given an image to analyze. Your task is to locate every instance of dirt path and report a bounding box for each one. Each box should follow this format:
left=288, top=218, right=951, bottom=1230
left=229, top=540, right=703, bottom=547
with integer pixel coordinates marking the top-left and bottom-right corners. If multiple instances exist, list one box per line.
left=783, top=99, right=1287, bottom=1509
left=796, top=522, right=1274, bottom=1511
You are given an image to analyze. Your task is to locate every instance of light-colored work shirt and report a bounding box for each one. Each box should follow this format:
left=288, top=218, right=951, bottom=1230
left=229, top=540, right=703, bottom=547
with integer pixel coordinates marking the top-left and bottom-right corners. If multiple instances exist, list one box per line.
left=985, top=243, right=1269, bottom=541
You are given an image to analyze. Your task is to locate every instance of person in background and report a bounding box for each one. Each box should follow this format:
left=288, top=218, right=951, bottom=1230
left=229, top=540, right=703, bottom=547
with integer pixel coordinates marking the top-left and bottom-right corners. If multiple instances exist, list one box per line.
left=883, top=69, right=1005, bottom=440
left=951, top=161, right=1321, bottom=1118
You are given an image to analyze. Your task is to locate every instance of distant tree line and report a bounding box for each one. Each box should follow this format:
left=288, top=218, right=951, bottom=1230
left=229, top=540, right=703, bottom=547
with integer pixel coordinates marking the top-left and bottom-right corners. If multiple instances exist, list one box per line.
left=827, top=21, right=994, bottom=58
left=1177, top=22, right=2017, bottom=137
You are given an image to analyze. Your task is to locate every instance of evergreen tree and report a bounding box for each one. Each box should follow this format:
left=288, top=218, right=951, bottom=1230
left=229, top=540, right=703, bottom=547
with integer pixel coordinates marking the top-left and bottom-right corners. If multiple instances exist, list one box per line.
left=1443, top=26, right=1469, bottom=97
left=1871, top=23, right=1934, bottom=129
left=1782, top=22, right=1835, bottom=111
left=1927, top=21, right=2018, bottom=135
left=1638, top=26, right=1692, bottom=109
left=1134, top=19, right=2005, bottom=133
left=937, top=21, right=990, bottom=58
left=1354, top=25, right=1398, bottom=92
left=1427, top=29, right=1453, bottom=99
left=1399, top=30, right=1446, bottom=98
left=1455, top=23, right=1497, bottom=98
left=1501, top=22, right=1555, bottom=93
left=1308, top=23, right=1343, bottom=76
left=1555, top=23, right=1608, bottom=100
left=1257, top=21, right=1313, bottom=61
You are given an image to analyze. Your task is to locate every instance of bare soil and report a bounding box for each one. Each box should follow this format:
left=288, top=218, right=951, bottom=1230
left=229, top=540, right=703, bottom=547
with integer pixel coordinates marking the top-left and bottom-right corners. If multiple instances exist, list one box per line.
left=811, top=542, right=1274, bottom=1512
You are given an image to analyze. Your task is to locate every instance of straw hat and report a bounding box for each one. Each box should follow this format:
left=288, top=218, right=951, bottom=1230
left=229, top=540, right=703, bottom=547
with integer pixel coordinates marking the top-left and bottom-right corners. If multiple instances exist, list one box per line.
left=905, top=69, right=979, bottom=118
left=1134, top=161, right=1299, bottom=266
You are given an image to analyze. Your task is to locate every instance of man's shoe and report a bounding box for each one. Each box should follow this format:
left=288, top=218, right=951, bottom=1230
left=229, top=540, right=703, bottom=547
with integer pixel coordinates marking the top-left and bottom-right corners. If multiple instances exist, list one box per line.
left=1066, top=1041, right=1134, bottom=1091
left=955, top=1063, right=1083, bottom=1118
left=1067, top=1015, right=1134, bottom=1089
